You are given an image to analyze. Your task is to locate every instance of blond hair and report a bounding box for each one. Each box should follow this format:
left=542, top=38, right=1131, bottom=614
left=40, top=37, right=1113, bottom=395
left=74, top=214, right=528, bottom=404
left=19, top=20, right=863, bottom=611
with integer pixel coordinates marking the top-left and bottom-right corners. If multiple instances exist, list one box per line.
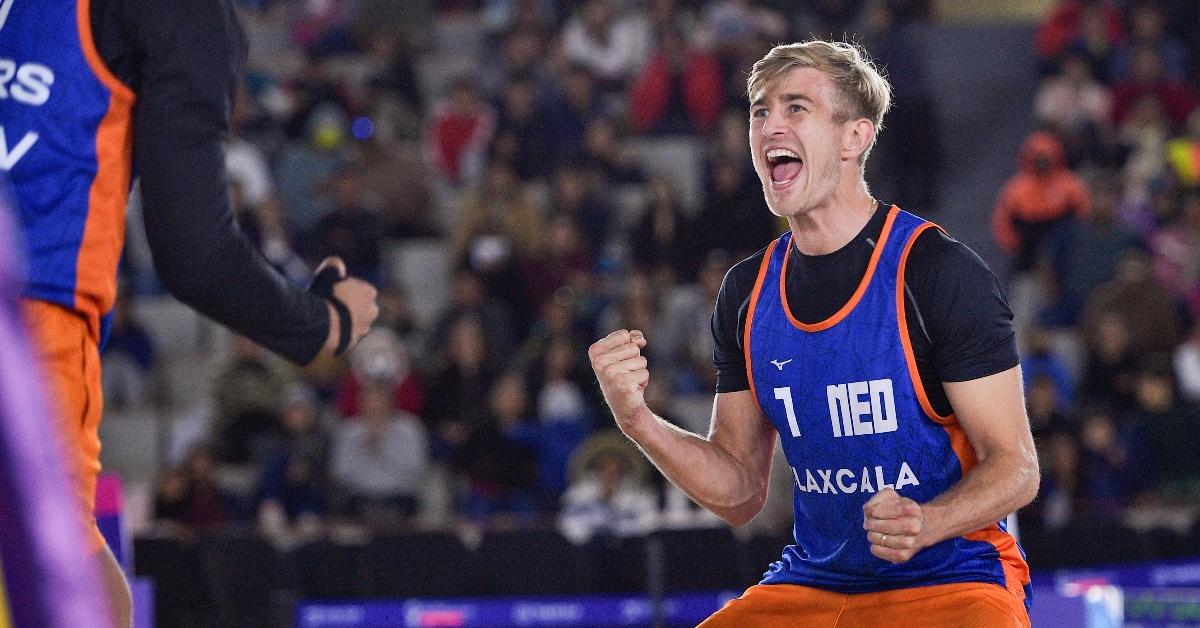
left=747, top=40, right=892, bottom=161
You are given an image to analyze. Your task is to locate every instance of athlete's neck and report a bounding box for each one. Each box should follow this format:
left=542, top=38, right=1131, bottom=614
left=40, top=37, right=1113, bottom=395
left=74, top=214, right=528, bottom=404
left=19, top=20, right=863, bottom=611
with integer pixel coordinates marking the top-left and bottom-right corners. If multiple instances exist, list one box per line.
left=786, top=183, right=877, bottom=256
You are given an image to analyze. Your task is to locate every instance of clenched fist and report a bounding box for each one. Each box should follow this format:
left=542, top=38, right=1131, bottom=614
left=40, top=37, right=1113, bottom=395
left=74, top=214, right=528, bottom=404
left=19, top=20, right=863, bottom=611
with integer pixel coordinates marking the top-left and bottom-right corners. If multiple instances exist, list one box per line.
left=589, top=329, right=652, bottom=434
left=863, top=488, right=930, bottom=564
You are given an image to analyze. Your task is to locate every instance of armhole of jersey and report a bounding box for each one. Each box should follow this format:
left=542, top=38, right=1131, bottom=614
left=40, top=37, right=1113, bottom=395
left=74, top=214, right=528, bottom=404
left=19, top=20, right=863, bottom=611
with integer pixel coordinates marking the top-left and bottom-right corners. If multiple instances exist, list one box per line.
left=742, top=237, right=779, bottom=408
left=77, top=0, right=135, bottom=102
left=895, top=222, right=957, bottom=426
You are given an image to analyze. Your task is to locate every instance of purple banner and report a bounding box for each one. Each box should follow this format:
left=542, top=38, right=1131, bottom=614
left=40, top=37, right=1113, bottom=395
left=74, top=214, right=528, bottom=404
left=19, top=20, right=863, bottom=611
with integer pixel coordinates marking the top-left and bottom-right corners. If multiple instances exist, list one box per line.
left=0, top=184, right=112, bottom=626
left=297, top=592, right=737, bottom=628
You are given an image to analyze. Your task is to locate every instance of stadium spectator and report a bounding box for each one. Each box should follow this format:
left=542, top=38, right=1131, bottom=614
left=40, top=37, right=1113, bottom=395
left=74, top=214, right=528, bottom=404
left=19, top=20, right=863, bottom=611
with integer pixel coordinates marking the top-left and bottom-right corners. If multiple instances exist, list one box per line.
left=211, top=337, right=287, bottom=464
left=1039, top=179, right=1144, bottom=326
left=1122, top=357, right=1200, bottom=502
left=629, top=26, right=723, bottom=135
left=522, top=212, right=597, bottom=315
left=101, top=289, right=157, bottom=411
left=350, top=134, right=439, bottom=239
left=992, top=131, right=1092, bottom=273
left=1175, top=323, right=1200, bottom=404
left=559, top=431, right=658, bottom=544
left=1027, top=374, right=1073, bottom=441
left=546, top=65, right=606, bottom=163
left=1110, top=1, right=1189, bottom=82
left=313, top=168, right=385, bottom=283
left=331, top=379, right=429, bottom=525
left=431, top=269, right=518, bottom=367
left=425, top=316, right=497, bottom=457
left=1080, top=311, right=1143, bottom=413
left=335, top=329, right=425, bottom=421
left=1035, top=0, right=1125, bottom=72
left=1111, top=45, right=1197, bottom=130
left=1020, top=326, right=1078, bottom=408
left=1149, top=192, right=1200, bottom=317
left=456, top=373, right=541, bottom=519
left=581, top=117, right=647, bottom=184
left=1076, top=406, right=1133, bottom=516
left=1082, top=251, right=1183, bottom=354
left=549, top=163, right=612, bottom=251
left=427, top=79, right=496, bottom=186
left=1034, top=50, right=1113, bottom=165
left=256, top=384, right=329, bottom=547
left=628, top=178, right=695, bottom=283
left=1032, top=431, right=1081, bottom=530
left=561, top=0, right=652, bottom=87
left=153, top=444, right=240, bottom=535
left=494, top=77, right=557, bottom=181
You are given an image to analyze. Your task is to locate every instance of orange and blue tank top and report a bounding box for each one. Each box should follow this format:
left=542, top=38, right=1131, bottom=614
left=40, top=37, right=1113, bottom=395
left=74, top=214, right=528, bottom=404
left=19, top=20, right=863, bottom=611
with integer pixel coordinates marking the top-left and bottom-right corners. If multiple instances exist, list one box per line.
left=0, top=0, right=135, bottom=342
left=745, top=206, right=1031, bottom=601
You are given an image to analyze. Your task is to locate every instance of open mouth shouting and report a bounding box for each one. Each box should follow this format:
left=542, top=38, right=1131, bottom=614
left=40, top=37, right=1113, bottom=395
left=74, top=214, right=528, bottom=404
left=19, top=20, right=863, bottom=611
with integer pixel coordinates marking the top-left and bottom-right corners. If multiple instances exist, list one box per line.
left=766, top=147, right=803, bottom=189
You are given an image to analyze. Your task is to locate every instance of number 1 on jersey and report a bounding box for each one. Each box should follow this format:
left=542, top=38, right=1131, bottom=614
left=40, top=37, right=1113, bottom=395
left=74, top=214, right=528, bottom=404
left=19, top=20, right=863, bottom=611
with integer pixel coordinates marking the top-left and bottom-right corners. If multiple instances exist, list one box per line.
left=773, top=387, right=801, bottom=437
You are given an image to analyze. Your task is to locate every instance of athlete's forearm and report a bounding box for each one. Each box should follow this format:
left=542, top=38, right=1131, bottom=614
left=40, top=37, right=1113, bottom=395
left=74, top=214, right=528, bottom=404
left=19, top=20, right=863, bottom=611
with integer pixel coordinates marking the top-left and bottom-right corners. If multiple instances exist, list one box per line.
left=919, top=449, right=1039, bottom=546
left=624, top=406, right=767, bottom=525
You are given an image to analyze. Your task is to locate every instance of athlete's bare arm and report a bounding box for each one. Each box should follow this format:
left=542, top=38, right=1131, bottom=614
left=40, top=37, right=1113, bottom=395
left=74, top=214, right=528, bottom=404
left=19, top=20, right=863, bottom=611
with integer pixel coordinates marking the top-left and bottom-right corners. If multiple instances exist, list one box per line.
left=589, top=329, right=778, bottom=526
left=863, top=365, right=1039, bottom=563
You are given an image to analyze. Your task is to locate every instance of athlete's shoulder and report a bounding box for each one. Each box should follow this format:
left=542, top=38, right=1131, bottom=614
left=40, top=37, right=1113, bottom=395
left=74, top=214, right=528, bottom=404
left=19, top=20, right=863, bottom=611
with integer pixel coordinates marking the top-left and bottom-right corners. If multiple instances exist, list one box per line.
left=719, top=239, right=778, bottom=304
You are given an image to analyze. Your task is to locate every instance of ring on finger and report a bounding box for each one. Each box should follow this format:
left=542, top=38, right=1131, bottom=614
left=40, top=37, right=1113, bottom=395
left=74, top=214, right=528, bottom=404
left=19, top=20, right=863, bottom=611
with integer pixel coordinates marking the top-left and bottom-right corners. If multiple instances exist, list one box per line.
left=880, top=534, right=888, bottom=546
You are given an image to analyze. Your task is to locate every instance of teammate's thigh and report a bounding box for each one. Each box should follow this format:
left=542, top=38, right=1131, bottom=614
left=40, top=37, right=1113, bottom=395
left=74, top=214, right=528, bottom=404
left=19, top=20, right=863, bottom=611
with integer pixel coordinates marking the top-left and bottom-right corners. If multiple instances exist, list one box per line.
left=839, top=582, right=1029, bottom=628
left=22, top=299, right=105, bottom=551
left=698, top=583, right=846, bottom=628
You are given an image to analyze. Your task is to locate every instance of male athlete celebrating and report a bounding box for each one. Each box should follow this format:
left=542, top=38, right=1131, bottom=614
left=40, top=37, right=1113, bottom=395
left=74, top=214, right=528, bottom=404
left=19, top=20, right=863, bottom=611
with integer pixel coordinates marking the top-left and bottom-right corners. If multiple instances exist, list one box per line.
left=590, top=41, right=1037, bottom=626
left=0, top=1, right=377, bottom=625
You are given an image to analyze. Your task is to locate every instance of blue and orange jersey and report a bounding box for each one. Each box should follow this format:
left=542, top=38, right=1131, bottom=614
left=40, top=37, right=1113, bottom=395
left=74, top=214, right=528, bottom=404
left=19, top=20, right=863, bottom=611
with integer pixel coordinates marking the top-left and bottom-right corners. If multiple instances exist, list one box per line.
left=745, top=206, right=1031, bottom=598
left=0, top=0, right=135, bottom=342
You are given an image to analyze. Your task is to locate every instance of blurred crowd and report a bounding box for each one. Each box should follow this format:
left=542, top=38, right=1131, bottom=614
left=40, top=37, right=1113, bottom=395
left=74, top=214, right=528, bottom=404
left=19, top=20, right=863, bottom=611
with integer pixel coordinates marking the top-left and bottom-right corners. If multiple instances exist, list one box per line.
left=1013, top=0, right=1200, bottom=534
left=104, top=0, right=1200, bottom=552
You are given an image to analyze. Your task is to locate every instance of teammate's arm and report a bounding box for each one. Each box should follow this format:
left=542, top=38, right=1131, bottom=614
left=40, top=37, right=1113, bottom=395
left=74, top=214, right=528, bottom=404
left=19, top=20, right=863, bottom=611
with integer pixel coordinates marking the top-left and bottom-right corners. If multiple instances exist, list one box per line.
left=590, top=330, right=777, bottom=526
left=127, top=0, right=375, bottom=364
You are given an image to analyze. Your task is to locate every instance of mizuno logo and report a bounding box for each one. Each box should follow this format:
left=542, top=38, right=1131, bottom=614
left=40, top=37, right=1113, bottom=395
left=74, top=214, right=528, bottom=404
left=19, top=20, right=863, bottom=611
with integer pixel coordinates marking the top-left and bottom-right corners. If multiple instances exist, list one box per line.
left=770, top=359, right=793, bottom=370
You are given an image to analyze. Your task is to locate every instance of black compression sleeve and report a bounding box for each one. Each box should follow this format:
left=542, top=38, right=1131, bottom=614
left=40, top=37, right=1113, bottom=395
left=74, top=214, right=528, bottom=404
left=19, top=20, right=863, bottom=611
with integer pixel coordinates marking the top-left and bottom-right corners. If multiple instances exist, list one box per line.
left=128, top=0, right=330, bottom=365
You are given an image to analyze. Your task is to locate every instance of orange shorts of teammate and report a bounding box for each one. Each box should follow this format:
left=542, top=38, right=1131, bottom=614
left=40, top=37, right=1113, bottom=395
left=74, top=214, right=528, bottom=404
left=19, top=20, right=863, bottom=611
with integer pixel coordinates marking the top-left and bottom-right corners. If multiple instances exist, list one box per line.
left=22, top=299, right=106, bottom=552
left=699, top=581, right=1030, bottom=628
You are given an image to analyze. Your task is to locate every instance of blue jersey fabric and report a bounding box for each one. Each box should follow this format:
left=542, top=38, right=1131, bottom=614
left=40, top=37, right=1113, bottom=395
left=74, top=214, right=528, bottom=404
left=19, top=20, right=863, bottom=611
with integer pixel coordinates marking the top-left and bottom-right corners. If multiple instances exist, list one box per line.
left=0, top=0, right=134, bottom=337
left=747, top=206, right=1026, bottom=593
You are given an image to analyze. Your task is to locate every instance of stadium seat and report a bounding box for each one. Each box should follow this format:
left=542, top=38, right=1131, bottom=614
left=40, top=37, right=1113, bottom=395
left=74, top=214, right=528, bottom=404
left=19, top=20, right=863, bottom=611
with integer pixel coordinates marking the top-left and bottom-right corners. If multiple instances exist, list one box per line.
left=478, top=529, right=596, bottom=596
left=367, top=531, right=480, bottom=598
left=198, top=534, right=289, bottom=628
left=133, top=536, right=217, bottom=628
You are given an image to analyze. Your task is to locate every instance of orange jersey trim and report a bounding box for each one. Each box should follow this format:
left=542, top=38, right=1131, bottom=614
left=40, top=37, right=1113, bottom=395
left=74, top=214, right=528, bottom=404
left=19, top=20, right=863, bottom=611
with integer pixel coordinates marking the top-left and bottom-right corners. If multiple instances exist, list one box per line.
left=895, top=221, right=1030, bottom=593
left=743, top=238, right=780, bottom=408
left=77, top=0, right=135, bottom=100
left=74, top=0, right=135, bottom=338
left=780, top=205, right=900, bottom=332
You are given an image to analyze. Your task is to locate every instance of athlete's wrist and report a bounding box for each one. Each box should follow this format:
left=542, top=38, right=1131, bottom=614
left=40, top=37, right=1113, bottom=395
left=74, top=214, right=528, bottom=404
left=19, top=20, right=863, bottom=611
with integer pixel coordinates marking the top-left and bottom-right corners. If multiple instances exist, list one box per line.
left=618, top=404, right=657, bottom=442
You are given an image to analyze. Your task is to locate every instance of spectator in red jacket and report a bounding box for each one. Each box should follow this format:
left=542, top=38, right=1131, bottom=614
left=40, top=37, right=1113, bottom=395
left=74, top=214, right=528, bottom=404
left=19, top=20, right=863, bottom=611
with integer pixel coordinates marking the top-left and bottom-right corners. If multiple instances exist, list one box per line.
left=1112, top=46, right=1198, bottom=131
left=426, top=79, right=496, bottom=186
left=992, top=131, right=1092, bottom=271
left=629, top=28, right=723, bottom=135
left=1035, top=0, right=1125, bottom=71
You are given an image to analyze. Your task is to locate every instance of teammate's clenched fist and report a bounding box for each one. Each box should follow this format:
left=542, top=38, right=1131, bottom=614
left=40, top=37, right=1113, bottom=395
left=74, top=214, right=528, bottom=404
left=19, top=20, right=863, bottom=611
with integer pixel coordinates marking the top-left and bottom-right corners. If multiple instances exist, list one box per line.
left=589, top=329, right=652, bottom=433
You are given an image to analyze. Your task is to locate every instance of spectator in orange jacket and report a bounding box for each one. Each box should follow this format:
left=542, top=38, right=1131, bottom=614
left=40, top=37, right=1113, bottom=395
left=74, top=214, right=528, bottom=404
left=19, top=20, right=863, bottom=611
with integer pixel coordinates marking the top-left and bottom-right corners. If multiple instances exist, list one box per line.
left=992, top=131, right=1092, bottom=271
left=629, top=28, right=723, bottom=135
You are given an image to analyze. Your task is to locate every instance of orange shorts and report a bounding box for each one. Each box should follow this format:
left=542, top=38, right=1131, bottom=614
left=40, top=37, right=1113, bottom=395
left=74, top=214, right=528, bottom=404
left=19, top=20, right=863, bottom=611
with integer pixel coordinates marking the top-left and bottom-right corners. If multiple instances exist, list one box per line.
left=699, top=581, right=1030, bottom=628
left=22, top=299, right=106, bottom=552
